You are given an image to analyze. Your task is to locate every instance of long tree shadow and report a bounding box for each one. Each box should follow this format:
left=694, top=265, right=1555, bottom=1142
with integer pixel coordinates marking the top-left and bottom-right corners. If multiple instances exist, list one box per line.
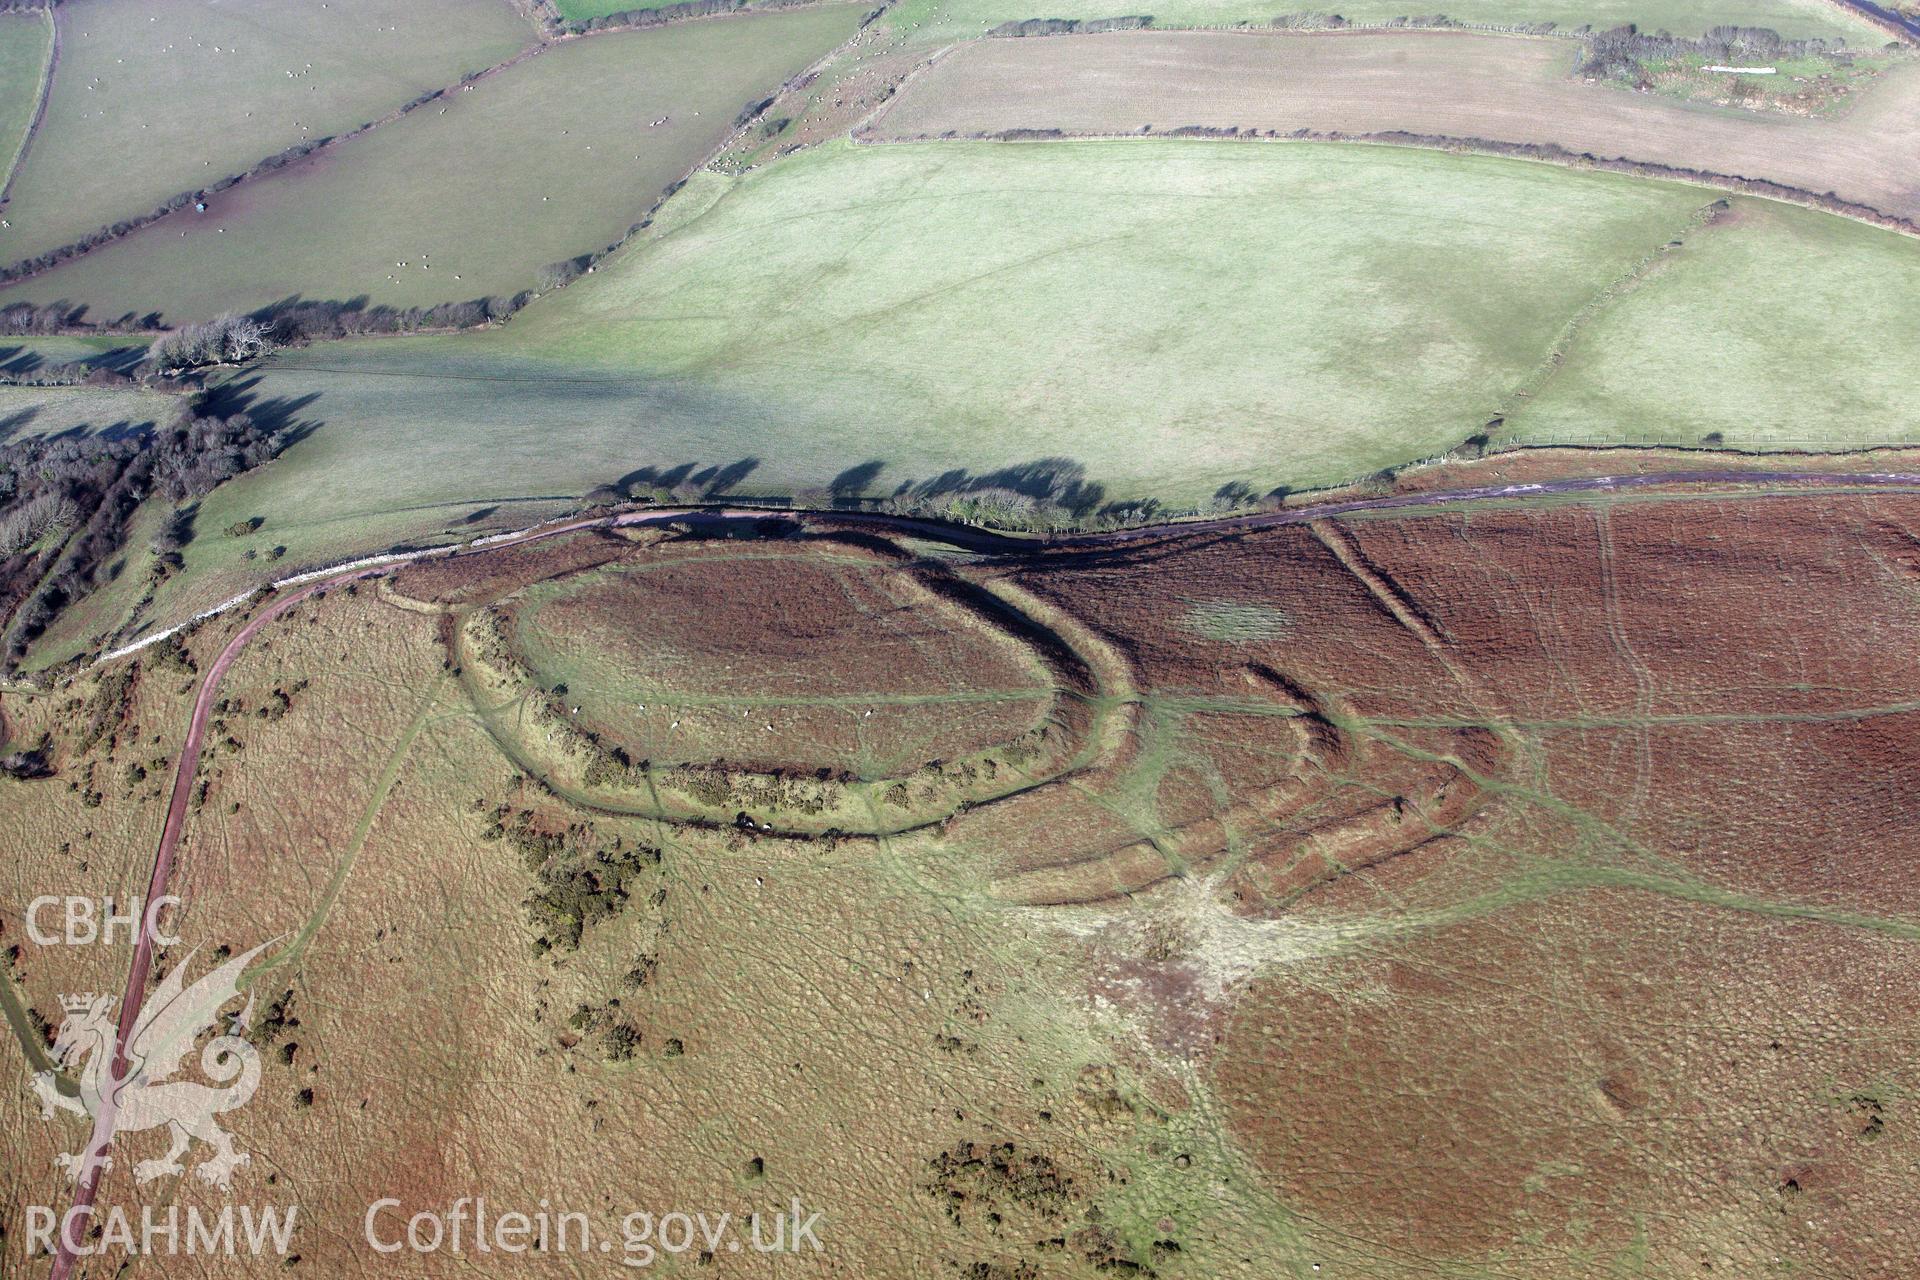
left=605, top=455, right=1155, bottom=524
left=894, top=457, right=1108, bottom=517
left=0, top=344, right=151, bottom=376
left=831, top=456, right=1114, bottom=519
left=194, top=375, right=324, bottom=448
left=248, top=292, right=520, bottom=339
left=612, top=457, right=761, bottom=501
left=0, top=407, right=38, bottom=445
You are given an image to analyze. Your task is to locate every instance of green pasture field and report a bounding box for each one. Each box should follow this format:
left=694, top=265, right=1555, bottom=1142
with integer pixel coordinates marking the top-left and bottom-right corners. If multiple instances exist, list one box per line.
left=878, top=0, right=1884, bottom=44
left=0, top=0, right=533, bottom=269
left=0, top=12, right=51, bottom=194
left=1503, top=198, right=1920, bottom=451
left=0, top=379, right=175, bottom=443
left=0, top=333, right=147, bottom=374
left=0, top=5, right=867, bottom=323
left=119, top=139, right=1704, bottom=625
left=332, top=136, right=1714, bottom=488
left=53, top=137, right=1920, bottom=656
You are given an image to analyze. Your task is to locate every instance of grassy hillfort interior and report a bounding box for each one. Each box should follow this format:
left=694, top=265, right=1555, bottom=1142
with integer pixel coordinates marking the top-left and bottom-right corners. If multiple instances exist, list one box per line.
left=1, top=0, right=1918, bottom=1277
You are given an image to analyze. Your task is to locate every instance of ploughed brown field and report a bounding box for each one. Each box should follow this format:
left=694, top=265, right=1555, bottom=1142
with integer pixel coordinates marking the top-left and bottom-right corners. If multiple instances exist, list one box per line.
left=4, top=462, right=1919, bottom=1277
left=872, top=29, right=1920, bottom=224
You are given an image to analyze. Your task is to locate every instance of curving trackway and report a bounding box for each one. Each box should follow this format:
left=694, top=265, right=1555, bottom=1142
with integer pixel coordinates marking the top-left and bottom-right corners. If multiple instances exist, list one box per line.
left=44, top=464, right=1920, bottom=1276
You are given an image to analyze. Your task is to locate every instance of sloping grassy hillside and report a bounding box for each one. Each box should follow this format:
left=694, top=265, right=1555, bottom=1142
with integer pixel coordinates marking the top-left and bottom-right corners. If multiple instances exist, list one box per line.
left=0, top=12, right=51, bottom=195
left=0, top=0, right=533, bottom=267
left=0, top=5, right=868, bottom=322
left=1504, top=198, right=1920, bottom=450
left=0, top=380, right=175, bottom=443
left=134, top=140, right=1707, bottom=618
left=53, top=137, right=1920, bottom=653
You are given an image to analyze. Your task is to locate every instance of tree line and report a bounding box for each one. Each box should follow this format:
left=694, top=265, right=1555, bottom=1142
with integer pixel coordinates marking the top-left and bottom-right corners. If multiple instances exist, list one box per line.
left=1578, top=24, right=1852, bottom=79
left=0, top=401, right=291, bottom=664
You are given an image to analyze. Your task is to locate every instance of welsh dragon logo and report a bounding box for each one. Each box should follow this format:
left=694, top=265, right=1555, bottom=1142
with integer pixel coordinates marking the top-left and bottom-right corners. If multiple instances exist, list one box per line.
left=33, top=940, right=274, bottom=1190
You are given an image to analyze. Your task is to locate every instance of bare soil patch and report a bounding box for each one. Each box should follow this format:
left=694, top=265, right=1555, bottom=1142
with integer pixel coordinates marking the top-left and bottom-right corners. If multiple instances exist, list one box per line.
left=872, top=29, right=1920, bottom=223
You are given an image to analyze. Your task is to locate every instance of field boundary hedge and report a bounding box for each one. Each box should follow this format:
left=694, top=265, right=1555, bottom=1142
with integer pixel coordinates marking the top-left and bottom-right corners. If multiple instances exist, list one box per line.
left=856, top=125, right=1920, bottom=238
left=541, top=0, right=840, bottom=35
left=0, top=43, right=547, bottom=296
left=0, top=6, right=57, bottom=215
left=0, top=1, right=876, bottom=301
